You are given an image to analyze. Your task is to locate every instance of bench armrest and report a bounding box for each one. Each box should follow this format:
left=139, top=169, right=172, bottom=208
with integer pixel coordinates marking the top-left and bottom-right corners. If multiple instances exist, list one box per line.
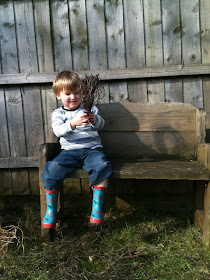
left=197, top=143, right=210, bottom=170
left=39, top=142, right=61, bottom=164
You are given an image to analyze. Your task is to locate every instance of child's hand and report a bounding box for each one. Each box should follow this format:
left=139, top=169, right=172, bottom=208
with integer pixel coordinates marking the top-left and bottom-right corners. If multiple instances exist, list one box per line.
left=88, top=112, right=95, bottom=123
left=70, top=112, right=89, bottom=130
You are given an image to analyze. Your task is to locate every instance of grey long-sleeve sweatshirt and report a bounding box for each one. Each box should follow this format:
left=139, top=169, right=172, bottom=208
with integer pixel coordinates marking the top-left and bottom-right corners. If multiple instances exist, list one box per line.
left=52, top=104, right=105, bottom=150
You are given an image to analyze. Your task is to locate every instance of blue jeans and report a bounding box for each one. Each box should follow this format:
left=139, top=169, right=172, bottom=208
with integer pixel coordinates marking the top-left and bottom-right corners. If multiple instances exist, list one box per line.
left=41, top=148, right=112, bottom=191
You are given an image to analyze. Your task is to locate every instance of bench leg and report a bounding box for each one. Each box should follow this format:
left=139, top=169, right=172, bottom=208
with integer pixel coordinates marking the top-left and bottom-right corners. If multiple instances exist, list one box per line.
left=203, top=181, right=210, bottom=246
left=194, top=181, right=205, bottom=229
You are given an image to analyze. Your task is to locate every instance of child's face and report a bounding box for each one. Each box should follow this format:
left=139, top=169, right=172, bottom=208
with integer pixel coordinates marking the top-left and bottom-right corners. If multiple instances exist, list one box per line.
left=56, top=88, right=81, bottom=110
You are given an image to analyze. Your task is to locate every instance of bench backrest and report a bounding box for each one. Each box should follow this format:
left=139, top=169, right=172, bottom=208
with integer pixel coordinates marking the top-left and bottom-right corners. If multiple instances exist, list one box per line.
left=97, top=100, right=205, bottom=160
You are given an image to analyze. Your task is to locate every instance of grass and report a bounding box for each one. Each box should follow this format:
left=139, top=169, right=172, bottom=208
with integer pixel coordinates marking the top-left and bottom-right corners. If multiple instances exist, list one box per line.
left=0, top=206, right=209, bottom=280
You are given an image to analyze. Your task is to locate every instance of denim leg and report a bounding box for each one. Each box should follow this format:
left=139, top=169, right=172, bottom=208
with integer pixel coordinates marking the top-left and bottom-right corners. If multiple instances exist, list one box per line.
left=82, top=149, right=112, bottom=186
left=41, top=149, right=82, bottom=191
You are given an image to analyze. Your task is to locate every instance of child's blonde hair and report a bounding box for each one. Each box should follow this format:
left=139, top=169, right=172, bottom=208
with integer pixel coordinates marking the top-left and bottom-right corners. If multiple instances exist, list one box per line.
left=53, top=71, right=80, bottom=96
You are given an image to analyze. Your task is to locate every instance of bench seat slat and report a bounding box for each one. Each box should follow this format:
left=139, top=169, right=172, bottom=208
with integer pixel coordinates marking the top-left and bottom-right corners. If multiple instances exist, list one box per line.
left=67, top=159, right=210, bottom=181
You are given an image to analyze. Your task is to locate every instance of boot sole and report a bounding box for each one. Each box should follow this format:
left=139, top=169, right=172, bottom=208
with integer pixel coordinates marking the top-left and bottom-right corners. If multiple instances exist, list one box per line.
left=42, top=222, right=56, bottom=228
left=90, top=217, right=104, bottom=224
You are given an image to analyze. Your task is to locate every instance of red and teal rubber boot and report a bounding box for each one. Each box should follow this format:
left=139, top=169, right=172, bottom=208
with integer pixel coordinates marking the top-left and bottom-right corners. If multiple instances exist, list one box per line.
left=42, top=190, right=59, bottom=228
left=90, top=186, right=106, bottom=224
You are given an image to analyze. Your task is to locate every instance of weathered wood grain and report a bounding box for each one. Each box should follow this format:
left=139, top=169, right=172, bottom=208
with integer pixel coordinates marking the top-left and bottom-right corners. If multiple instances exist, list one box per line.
left=123, top=0, right=147, bottom=102
left=105, top=0, right=127, bottom=102
left=201, top=1, right=210, bottom=141
left=50, top=0, right=72, bottom=71
left=162, top=0, right=182, bottom=102
left=33, top=0, right=54, bottom=73
left=0, top=0, right=29, bottom=194
left=33, top=0, right=56, bottom=146
left=0, top=157, right=38, bottom=168
left=100, top=131, right=195, bottom=160
left=14, top=0, right=45, bottom=195
left=15, top=1, right=45, bottom=157
left=86, top=0, right=109, bottom=103
left=85, top=0, right=106, bottom=70
left=144, top=0, right=164, bottom=102
left=181, top=0, right=203, bottom=109
left=0, top=64, right=210, bottom=85
left=98, top=101, right=196, bottom=132
left=69, top=0, right=88, bottom=71
left=0, top=88, right=10, bottom=158
left=58, top=159, right=210, bottom=181
left=196, top=109, right=206, bottom=145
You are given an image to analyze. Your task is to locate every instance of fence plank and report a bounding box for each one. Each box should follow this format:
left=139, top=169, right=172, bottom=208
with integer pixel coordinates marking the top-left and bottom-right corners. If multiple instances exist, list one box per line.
left=162, top=0, right=182, bottom=103
left=105, top=0, right=127, bottom=102
left=86, top=0, right=109, bottom=103
left=0, top=157, right=38, bottom=168
left=14, top=0, right=45, bottom=194
left=33, top=0, right=54, bottom=73
left=144, top=0, right=164, bottom=102
left=69, top=0, right=88, bottom=71
left=0, top=88, right=10, bottom=158
left=50, top=0, right=72, bottom=71
left=0, top=64, right=210, bottom=85
left=14, top=0, right=44, bottom=157
left=123, top=0, right=147, bottom=102
left=181, top=0, right=203, bottom=109
left=0, top=0, right=28, bottom=195
left=201, top=0, right=210, bottom=141
left=33, top=0, right=57, bottom=145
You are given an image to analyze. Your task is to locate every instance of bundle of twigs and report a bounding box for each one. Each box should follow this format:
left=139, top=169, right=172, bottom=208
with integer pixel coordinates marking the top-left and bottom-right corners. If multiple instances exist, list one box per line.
left=79, top=74, right=105, bottom=114
left=0, top=225, right=24, bottom=255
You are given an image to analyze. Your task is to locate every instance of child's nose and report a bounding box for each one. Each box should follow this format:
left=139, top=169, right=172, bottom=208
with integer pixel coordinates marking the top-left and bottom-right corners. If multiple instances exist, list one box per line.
left=69, top=93, right=75, bottom=99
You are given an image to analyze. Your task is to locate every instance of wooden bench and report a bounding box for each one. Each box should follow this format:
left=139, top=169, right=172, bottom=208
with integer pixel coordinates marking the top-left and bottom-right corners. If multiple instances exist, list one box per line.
left=39, top=100, right=210, bottom=245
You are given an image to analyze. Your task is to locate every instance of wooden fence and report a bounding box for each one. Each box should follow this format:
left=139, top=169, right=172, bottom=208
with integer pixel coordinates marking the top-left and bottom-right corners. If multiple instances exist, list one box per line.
left=0, top=0, right=210, bottom=199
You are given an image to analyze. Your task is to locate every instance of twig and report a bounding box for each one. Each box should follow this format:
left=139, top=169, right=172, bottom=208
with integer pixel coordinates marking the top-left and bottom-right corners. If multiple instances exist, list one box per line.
left=79, top=74, right=105, bottom=114
left=0, top=225, right=24, bottom=255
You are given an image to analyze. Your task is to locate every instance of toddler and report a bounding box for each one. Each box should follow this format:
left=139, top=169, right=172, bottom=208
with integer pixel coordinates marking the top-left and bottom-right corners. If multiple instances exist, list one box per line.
left=41, top=71, right=112, bottom=228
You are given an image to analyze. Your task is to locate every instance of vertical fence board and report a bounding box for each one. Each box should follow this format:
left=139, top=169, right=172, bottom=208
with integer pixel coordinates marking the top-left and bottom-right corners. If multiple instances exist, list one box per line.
left=34, top=0, right=57, bottom=146
left=0, top=0, right=28, bottom=195
left=51, top=0, right=72, bottom=71
left=33, top=0, right=54, bottom=73
left=0, top=86, right=12, bottom=195
left=69, top=0, right=88, bottom=71
left=181, top=0, right=203, bottom=109
left=86, top=0, right=109, bottom=103
left=0, top=2, right=10, bottom=158
left=14, top=0, right=45, bottom=194
left=0, top=88, right=10, bottom=158
left=105, top=0, right=127, bottom=102
left=123, top=0, right=147, bottom=102
left=144, top=0, right=164, bottom=102
left=14, top=0, right=44, bottom=156
left=162, top=0, right=182, bottom=103
left=201, top=0, right=210, bottom=141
